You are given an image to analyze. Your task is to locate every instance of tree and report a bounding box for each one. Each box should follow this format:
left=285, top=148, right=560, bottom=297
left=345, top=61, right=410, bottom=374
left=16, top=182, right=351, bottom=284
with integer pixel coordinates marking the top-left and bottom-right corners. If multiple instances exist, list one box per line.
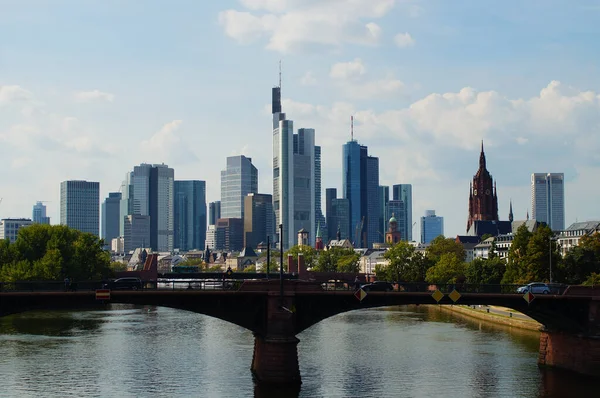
left=313, top=247, right=357, bottom=273
left=502, top=224, right=533, bottom=284
left=242, top=264, right=257, bottom=273
left=379, top=241, right=430, bottom=282
left=465, top=257, right=506, bottom=284
left=522, top=225, right=558, bottom=283
left=426, top=236, right=466, bottom=263
left=425, top=253, right=466, bottom=284
left=583, top=273, right=600, bottom=286
left=556, top=232, right=600, bottom=284
left=284, top=245, right=317, bottom=269
left=336, top=251, right=360, bottom=273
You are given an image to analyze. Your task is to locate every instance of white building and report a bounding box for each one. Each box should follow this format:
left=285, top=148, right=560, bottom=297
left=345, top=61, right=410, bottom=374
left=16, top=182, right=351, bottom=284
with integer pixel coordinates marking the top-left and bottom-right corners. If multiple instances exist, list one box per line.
left=360, top=249, right=389, bottom=275
left=557, top=221, right=600, bottom=257
left=0, top=218, right=33, bottom=243
left=205, top=224, right=217, bottom=250
left=474, top=237, right=495, bottom=259
left=111, top=236, right=125, bottom=254
left=531, top=173, right=565, bottom=231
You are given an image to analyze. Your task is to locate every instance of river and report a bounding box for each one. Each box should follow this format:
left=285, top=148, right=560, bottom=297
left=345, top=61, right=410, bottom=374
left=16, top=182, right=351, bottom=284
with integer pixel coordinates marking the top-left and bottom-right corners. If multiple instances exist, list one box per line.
left=0, top=305, right=596, bottom=397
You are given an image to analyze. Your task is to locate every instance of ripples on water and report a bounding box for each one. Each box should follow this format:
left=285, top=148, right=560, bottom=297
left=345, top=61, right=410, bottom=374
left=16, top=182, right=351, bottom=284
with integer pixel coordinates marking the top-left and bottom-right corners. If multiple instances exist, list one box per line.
left=0, top=305, right=596, bottom=398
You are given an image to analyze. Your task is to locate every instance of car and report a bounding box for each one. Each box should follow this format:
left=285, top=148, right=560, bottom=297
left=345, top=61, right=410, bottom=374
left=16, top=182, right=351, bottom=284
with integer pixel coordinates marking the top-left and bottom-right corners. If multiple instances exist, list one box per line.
left=103, top=277, right=143, bottom=290
left=516, top=282, right=551, bottom=294
left=361, top=281, right=394, bottom=292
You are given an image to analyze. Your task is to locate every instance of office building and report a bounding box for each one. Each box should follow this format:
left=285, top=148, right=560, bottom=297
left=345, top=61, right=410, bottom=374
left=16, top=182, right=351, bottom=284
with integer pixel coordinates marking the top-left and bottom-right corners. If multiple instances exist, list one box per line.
left=121, top=163, right=174, bottom=252
left=32, top=202, right=50, bottom=225
left=102, top=192, right=121, bottom=244
left=221, top=155, right=258, bottom=220
left=421, top=210, right=444, bottom=244
left=124, top=214, right=151, bottom=253
left=206, top=225, right=217, bottom=250
left=215, top=218, right=244, bottom=252
left=60, top=180, right=100, bottom=236
left=244, top=193, right=274, bottom=248
left=342, top=130, right=380, bottom=248
left=385, top=200, right=404, bottom=237
left=174, top=180, right=207, bottom=251
left=531, top=173, right=565, bottom=231
left=325, top=188, right=337, bottom=242
left=378, top=186, right=390, bottom=239
left=0, top=218, right=33, bottom=243
left=392, top=184, right=413, bottom=241
left=314, top=145, right=326, bottom=245
left=325, top=188, right=350, bottom=241
left=209, top=201, right=221, bottom=226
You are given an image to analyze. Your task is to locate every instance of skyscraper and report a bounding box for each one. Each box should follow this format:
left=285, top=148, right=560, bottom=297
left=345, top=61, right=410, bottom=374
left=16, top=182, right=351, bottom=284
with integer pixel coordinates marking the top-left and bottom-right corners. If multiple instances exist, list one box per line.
left=121, top=163, right=174, bottom=252
left=421, top=210, right=444, bottom=244
left=60, top=180, right=100, bottom=236
left=314, top=145, right=326, bottom=245
left=221, top=155, right=258, bottom=220
left=124, top=214, right=151, bottom=253
left=392, top=184, right=413, bottom=241
left=174, top=180, right=206, bottom=251
left=531, top=173, right=565, bottom=230
left=385, top=200, right=404, bottom=237
left=272, top=81, right=316, bottom=249
left=378, top=186, right=390, bottom=240
left=467, top=142, right=499, bottom=233
left=244, top=193, right=274, bottom=249
left=342, top=126, right=380, bottom=248
left=208, top=201, right=221, bottom=226
left=32, top=201, right=50, bottom=224
left=102, top=192, right=121, bottom=244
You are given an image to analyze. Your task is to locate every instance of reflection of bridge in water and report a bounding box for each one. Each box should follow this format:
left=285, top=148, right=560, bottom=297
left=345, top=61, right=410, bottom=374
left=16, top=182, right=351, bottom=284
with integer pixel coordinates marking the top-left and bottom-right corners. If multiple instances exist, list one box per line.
left=1, top=279, right=599, bottom=384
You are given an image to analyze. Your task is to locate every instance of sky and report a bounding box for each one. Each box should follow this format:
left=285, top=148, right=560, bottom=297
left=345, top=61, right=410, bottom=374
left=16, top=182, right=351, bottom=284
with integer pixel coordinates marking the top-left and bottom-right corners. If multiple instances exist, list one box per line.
left=1, top=0, right=600, bottom=239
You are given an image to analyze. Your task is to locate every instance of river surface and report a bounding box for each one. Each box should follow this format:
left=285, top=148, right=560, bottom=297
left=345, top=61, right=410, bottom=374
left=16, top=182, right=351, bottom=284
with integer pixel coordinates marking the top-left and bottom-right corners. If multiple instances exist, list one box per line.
left=0, top=305, right=596, bottom=397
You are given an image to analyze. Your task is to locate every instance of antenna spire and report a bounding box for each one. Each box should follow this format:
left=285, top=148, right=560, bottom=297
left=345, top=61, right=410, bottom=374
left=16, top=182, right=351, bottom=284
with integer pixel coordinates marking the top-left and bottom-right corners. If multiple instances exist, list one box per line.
left=351, top=115, right=354, bottom=141
left=279, top=60, right=282, bottom=89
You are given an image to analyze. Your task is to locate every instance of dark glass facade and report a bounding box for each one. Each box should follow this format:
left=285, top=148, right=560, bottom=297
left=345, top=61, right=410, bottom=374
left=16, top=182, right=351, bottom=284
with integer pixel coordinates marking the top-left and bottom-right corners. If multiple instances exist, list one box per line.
left=174, top=180, right=207, bottom=251
left=102, top=192, right=122, bottom=244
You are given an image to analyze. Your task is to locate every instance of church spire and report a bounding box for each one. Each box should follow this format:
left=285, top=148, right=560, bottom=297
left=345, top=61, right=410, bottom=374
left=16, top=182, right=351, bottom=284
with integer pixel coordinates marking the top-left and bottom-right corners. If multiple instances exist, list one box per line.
left=509, top=200, right=514, bottom=222
left=479, top=140, right=486, bottom=170
left=526, top=209, right=530, bottom=220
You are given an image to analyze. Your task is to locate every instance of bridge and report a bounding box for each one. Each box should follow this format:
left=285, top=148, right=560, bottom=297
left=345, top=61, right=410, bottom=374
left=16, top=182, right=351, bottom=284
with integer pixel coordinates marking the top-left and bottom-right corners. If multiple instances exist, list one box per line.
left=1, top=279, right=599, bottom=384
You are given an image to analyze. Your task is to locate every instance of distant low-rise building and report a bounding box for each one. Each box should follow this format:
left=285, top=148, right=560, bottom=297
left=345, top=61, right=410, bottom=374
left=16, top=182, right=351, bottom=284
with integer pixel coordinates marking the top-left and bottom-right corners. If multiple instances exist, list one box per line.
left=0, top=218, right=33, bottom=243
left=557, top=221, right=600, bottom=257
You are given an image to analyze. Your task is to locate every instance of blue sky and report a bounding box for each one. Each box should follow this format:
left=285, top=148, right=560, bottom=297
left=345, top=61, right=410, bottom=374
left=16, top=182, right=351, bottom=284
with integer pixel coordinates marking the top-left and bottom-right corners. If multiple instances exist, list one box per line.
left=1, top=0, right=599, bottom=238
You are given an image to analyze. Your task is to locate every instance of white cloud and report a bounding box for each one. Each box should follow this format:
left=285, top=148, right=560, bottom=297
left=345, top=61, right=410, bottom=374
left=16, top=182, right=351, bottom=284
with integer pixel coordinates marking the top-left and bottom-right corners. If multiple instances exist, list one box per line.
left=139, top=120, right=198, bottom=165
left=0, top=85, right=33, bottom=105
left=218, top=0, right=395, bottom=53
left=330, top=59, right=404, bottom=99
left=301, top=71, right=317, bottom=86
left=330, top=58, right=367, bottom=80
left=74, top=90, right=115, bottom=103
left=394, top=32, right=415, bottom=48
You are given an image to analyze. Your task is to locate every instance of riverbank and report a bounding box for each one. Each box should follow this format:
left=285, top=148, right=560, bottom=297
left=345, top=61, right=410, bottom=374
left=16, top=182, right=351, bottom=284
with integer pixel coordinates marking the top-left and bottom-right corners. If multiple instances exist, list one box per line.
left=439, top=304, right=542, bottom=331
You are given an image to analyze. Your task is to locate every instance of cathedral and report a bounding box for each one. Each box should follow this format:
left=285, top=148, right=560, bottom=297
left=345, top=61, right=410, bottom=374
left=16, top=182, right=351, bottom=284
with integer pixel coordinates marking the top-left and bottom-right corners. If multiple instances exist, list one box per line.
left=467, top=142, right=499, bottom=232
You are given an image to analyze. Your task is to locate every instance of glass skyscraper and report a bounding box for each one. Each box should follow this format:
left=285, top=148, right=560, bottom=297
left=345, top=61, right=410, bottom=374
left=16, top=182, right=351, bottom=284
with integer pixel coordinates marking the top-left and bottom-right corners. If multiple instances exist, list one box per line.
left=32, top=201, right=50, bottom=225
left=174, top=180, right=206, bottom=251
left=531, top=173, right=565, bottom=231
left=393, top=184, right=413, bottom=241
left=208, top=201, right=221, bottom=225
left=102, top=192, right=121, bottom=244
left=60, top=180, right=100, bottom=236
left=221, top=155, right=258, bottom=220
left=421, top=210, right=444, bottom=244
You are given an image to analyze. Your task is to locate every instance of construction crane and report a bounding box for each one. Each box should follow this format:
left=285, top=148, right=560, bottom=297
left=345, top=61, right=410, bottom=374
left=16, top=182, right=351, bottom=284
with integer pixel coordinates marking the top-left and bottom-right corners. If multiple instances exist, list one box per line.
left=354, top=216, right=365, bottom=248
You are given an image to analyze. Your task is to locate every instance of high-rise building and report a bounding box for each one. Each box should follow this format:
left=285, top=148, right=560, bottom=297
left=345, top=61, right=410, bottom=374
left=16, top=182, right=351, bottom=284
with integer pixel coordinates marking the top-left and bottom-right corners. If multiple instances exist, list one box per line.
left=314, top=145, right=326, bottom=245
left=221, top=155, right=258, bottom=220
left=121, top=164, right=174, bottom=252
left=385, top=200, right=404, bottom=238
left=342, top=131, right=380, bottom=248
left=392, top=184, right=413, bottom=241
left=467, top=142, right=499, bottom=233
left=32, top=202, right=50, bottom=224
left=531, top=173, right=565, bottom=231
left=124, top=214, right=151, bottom=253
left=215, top=218, right=244, bottom=251
left=244, top=193, right=274, bottom=249
left=325, top=188, right=351, bottom=241
left=102, top=192, right=121, bottom=244
left=174, top=180, right=206, bottom=251
left=0, top=218, right=33, bottom=243
left=378, top=186, right=390, bottom=240
left=60, top=180, right=100, bottom=236
left=325, top=188, right=337, bottom=242
left=206, top=224, right=216, bottom=250
left=208, top=201, right=221, bottom=226
left=421, top=210, right=444, bottom=244
left=272, top=82, right=316, bottom=249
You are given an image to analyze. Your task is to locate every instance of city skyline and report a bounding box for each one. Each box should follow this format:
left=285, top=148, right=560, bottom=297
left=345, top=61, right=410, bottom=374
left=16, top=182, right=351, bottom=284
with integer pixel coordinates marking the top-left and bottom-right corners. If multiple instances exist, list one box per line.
left=2, top=1, right=599, bottom=238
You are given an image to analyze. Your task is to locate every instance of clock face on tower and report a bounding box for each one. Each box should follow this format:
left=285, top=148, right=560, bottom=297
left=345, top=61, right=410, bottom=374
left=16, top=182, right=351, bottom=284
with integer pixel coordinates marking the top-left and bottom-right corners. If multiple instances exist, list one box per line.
left=473, top=189, right=477, bottom=196
left=485, top=189, right=490, bottom=195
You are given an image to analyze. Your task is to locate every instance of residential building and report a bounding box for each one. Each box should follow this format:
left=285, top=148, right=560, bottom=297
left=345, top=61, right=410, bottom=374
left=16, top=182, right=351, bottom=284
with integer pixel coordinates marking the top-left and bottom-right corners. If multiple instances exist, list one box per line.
left=215, top=218, right=244, bottom=252
left=531, top=173, right=565, bottom=231
left=121, top=163, right=175, bottom=252
left=123, top=215, right=151, bottom=253
left=474, top=237, right=495, bottom=259
left=343, top=134, right=380, bottom=248
left=0, top=218, right=33, bottom=243
left=392, top=184, right=412, bottom=241
left=244, top=193, right=274, bottom=249
left=221, top=155, right=258, bottom=219
left=558, top=221, right=600, bottom=256
left=102, top=192, right=121, bottom=244
left=421, top=210, right=444, bottom=244
left=174, top=180, right=206, bottom=251
left=32, top=202, right=50, bottom=225
left=467, top=142, right=499, bottom=234
left=60, top=180, right=100, bottom=236
left=208, top=201, right=221, bottom=225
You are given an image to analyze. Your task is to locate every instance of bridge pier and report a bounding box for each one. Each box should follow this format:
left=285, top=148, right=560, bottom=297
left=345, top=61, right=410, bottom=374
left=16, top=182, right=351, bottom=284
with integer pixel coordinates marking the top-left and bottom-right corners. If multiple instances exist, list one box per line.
left=538, top=330, right=600, bottom=377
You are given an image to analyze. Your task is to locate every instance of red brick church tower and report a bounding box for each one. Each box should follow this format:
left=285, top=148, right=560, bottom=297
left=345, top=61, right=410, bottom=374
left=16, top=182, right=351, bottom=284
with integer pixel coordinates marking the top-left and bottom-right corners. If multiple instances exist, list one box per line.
left=467, top=141, right=499, bottom=232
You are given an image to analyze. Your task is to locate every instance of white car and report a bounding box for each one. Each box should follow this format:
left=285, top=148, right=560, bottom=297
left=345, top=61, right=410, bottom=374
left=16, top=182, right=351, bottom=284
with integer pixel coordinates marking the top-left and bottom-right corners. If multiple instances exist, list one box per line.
left=516, top=282, right=551, bottom=294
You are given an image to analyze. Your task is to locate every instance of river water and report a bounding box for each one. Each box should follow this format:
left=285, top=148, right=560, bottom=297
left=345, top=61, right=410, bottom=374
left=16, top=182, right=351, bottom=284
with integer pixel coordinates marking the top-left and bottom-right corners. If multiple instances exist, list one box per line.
left=0, top=305, right=596, bottom=397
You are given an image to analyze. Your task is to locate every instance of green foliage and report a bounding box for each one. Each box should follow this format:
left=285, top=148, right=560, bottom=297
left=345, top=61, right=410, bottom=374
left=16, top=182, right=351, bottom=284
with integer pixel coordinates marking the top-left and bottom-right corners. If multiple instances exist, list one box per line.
left=378, top=241, right=429, bottom=282
left=206, top=265, right=223, bottom=272
left=583, top=273, right=600, bottom=286
left=465, top=257, right=506, bottom=284
left=502, top=224, right=533, bottom=284
left=110, top=261, right=128, bottom=273
left=0, top=224, right=111, bottom=282
left=481, top=234, right=493, bottom=241
left=242, top=264, right=256, bottom=273
left=426, top=236, right=466, bottom=263
left=178, top=257, right=206, bottom=267
left=313, top=247, right=358, bottom=273
left=425, top=253, right=466, bottom=284
left=284, top=245, right=317, bottom=269
left=336, top=251, right=361, bottom=273
left=557, top=232, right=600, bottom=284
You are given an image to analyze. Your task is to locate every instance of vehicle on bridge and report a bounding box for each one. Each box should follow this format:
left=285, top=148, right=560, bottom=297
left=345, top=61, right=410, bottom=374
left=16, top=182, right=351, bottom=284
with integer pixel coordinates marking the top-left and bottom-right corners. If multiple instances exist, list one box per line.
left=517, top=282, right=551, bottom=294
left=103, top=277, right=143, bottom=290
left=361, top=281, right=394, bottom=292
